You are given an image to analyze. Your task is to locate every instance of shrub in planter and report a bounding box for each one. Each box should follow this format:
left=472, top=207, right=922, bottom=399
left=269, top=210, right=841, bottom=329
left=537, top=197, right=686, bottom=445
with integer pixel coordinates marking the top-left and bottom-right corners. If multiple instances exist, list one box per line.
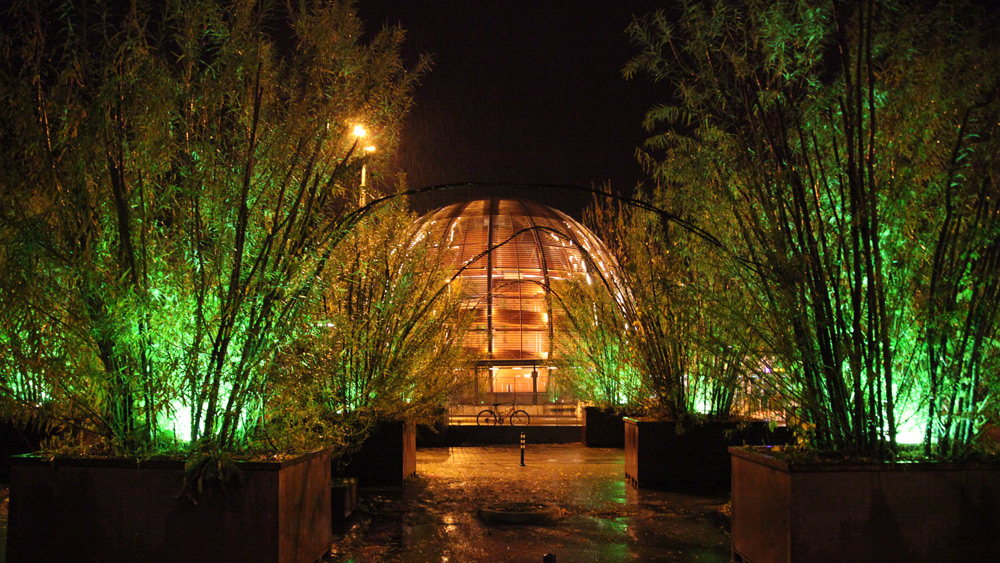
left=0, top=0, right=426, bottom=456
left=0, top=1, right=425, bottom=559
left=628, top=0, right=1000, bottom=463
left=269, top=201, right=474, bottom=487
left=627, top=0, right=1000, bottom=559
left=554, top=191, right=782, bottom=482
left=553, top=261, right=646, bottom=425
left=560, top=184, right=775, bottom=424
left=343, top=420, right=417, bottom=485
left=416, top=407, right=451, bottom=447
left=624, top=418, right=793, bottom=493
left=583, top=406, right=629, bottom=448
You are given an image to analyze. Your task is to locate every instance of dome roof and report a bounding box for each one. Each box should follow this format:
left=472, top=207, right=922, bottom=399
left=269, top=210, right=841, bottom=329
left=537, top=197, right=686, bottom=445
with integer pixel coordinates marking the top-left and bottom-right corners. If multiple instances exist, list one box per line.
left=414, top=198, right=615, bottom=363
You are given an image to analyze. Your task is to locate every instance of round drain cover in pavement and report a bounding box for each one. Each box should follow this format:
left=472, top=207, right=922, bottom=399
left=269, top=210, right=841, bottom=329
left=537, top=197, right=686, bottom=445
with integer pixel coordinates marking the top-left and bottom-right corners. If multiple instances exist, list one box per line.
left=477, top=502, right=561, bottom=525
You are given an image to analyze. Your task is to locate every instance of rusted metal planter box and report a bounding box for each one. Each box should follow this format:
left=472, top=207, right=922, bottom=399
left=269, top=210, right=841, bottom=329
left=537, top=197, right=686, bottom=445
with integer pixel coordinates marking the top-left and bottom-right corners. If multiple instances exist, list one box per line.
left=331, top=476, right=358, bottom=524
left=730, top=447, right=1000, bottom=563
left=583, top=407, right=626, bottom=448
left=7, top=449, right=332, bottom=563
left=346, top=420, right=416, bottom=485
left=416, top=408, right=450, bottom=447
left=624, top=417, right=792, bottom=493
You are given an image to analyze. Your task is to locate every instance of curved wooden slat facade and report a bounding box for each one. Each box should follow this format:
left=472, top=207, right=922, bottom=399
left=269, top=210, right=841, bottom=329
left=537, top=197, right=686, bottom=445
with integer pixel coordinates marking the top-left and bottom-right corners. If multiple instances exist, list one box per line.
left=415, top=198, right=616, bottom=403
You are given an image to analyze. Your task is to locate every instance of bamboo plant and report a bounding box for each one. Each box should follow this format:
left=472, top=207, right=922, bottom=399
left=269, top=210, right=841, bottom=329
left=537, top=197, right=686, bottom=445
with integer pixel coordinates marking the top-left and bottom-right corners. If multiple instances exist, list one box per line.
left=626, top=0, right=1000, bottom=458
left=267, top=200, right=474, bottom=456
left=0, top=0, right=428, bottom=456
left=555, top=193, right=770, bottom=421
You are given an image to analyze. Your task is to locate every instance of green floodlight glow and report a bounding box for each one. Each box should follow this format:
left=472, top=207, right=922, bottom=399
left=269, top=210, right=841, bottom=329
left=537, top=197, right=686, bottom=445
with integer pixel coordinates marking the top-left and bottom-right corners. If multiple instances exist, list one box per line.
left=155, top=377, right=255, bottom=446
left=692, top=386, right=713, bottom=415
left=892, top=390, right=932, bottom=446
left=895, top=426, right=925, bottom=446
left=166, top=403, right=194, bottom=445
left=616, top=389, right=633, bottom=407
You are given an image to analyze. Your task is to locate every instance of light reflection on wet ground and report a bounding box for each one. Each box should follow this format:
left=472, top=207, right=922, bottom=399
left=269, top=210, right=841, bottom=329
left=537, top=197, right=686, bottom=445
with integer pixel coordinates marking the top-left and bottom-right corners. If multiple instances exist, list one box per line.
left=330, top=444, right=730, bottom=562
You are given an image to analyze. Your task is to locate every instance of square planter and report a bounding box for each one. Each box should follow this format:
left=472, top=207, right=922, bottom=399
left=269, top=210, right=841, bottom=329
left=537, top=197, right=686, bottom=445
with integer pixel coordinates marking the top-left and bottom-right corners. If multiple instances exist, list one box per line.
left=730, top=447, right=1000, bottom=563
left=331, top=477, right=358, bottom=525
left=416, top=407, right=450, bottom=447
left=7, top=449, right=332, bottom=563
left=583, top=407, right=626, bottom=448
left=345, top=420, right=416, bottom=485
left=624, top=417, right=793, bottom=493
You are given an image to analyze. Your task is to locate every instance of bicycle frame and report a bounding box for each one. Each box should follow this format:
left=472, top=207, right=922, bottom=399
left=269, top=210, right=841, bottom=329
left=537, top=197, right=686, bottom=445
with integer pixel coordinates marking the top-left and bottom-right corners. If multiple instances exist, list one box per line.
left=476, top=402, right=530, bottom=426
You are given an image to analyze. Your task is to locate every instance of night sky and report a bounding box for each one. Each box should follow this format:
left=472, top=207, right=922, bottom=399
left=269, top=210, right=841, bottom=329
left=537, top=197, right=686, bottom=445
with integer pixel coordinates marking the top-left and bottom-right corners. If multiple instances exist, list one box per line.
left=357, top=1, right=664, bottom=217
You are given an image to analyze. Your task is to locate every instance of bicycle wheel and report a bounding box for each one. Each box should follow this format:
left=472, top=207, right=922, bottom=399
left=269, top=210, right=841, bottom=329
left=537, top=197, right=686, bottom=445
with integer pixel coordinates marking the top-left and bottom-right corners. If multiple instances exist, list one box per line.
left=477, top=409, right=496, bottom=426
left=510, top=410, right=530, bottom=426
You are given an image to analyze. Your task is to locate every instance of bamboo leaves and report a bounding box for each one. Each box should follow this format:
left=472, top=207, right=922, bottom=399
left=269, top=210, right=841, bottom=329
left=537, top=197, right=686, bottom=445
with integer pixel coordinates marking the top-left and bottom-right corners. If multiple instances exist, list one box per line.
left=627, top=0, right=1000, bottom=458
left=0, top=0, right=425, bottom=455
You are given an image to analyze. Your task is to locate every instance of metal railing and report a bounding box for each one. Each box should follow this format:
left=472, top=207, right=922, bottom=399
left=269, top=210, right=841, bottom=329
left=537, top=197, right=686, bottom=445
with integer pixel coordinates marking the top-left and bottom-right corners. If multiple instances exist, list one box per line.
left=447, top=402, right=582, bottom=426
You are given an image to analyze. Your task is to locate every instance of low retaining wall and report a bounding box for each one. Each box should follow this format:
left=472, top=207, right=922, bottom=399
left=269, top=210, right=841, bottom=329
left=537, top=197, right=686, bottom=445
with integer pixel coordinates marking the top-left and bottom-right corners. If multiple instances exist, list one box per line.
left=420, top=424, right=582, bottom=446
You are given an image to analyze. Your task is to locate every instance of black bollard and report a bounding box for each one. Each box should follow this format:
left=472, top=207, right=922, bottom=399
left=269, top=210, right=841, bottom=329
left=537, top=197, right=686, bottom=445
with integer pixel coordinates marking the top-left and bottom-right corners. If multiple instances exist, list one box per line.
left=520, top=432, right=526, bottom=466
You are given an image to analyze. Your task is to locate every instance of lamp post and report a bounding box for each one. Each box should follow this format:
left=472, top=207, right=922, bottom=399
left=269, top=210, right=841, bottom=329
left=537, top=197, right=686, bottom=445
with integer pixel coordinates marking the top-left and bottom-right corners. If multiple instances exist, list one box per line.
left=353, top=125, right=376, bottom=204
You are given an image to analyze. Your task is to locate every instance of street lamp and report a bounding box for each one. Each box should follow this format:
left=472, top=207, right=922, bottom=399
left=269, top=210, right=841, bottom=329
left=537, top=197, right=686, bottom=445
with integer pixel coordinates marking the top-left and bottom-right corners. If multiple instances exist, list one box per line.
left=360, top=144, right=376, bottom=187
left=353, top=125, right=376, bottom=204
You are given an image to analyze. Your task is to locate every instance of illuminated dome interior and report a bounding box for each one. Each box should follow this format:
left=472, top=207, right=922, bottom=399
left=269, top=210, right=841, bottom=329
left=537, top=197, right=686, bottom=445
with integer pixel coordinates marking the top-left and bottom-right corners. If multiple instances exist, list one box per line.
left=415, top=198, right=616, bottom=403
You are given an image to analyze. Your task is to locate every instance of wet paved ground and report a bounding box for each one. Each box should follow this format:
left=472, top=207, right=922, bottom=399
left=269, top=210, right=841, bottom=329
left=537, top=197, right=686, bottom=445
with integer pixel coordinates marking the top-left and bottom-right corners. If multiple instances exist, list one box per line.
left=329, top=444, right=731, bottom=562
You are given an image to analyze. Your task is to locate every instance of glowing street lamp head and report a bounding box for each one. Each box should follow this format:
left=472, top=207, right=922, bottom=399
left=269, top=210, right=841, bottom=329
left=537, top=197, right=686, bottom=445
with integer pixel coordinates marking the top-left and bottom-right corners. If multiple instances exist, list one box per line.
left=364, top=145, right=376, bottom=153
left=353, top=124, right=367, bottom=138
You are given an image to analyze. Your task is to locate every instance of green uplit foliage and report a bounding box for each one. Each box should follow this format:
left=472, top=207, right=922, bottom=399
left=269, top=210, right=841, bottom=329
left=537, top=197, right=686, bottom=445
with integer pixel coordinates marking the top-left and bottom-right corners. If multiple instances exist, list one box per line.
left=554, top=255, right=646, bottom=412
left=0, top=0, right=427, bottom=456
left=559, top=191, right=775, bottom=420
left=266, top=200, right=473, bottom=457
left=627, top=0, right=999, bottom=458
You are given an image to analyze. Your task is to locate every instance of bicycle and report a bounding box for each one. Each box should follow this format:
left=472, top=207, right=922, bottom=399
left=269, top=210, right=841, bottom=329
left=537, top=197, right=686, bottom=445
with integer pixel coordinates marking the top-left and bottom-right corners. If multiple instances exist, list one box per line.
left=476, top=402, right=530, bottom=426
